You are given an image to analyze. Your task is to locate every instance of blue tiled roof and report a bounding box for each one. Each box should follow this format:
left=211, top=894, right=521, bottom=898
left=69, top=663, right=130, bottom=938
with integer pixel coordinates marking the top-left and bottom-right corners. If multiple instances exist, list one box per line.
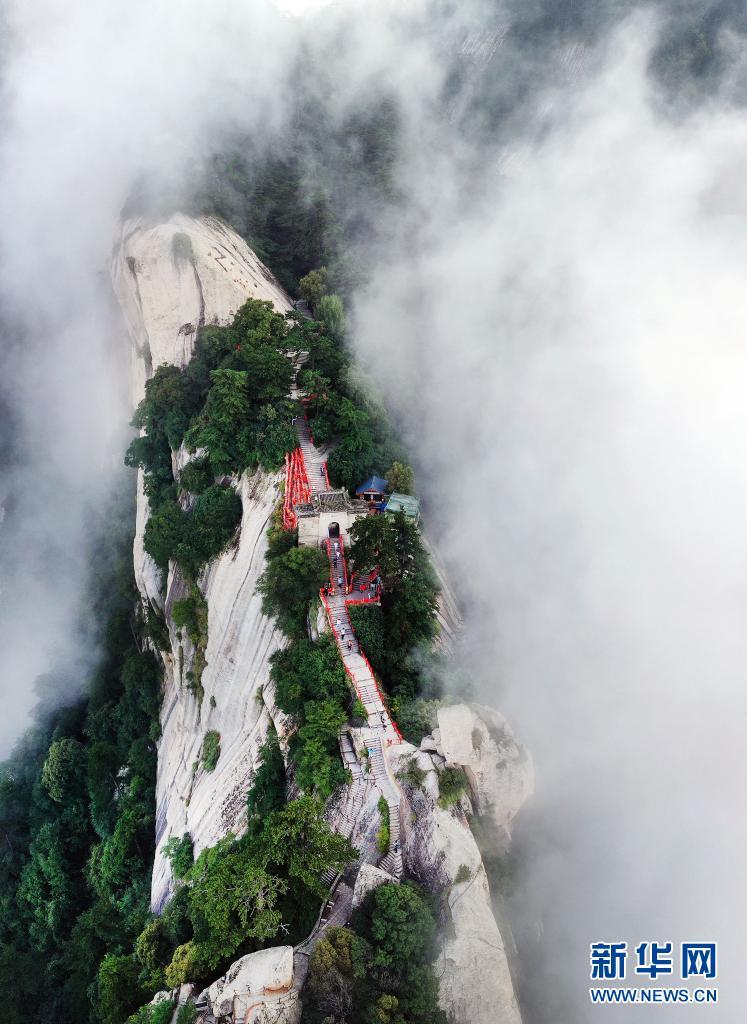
left=356, top=475, right=389, bottom=495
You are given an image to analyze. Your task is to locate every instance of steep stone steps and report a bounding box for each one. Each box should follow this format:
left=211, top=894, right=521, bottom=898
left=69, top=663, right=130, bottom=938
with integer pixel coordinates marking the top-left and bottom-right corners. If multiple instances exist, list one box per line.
left=294, top=420, right=405, bottom=890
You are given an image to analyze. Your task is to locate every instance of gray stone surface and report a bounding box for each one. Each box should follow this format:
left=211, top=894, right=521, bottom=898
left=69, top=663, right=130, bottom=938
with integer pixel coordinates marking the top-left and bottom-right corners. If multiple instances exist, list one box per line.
left=112, top=215, right=295, bottom=912
left=200, top=946, right=296, bottom=1019
left=389, top=739, right=530, bottom=1024
left=351, top=863, right=398, bottom=909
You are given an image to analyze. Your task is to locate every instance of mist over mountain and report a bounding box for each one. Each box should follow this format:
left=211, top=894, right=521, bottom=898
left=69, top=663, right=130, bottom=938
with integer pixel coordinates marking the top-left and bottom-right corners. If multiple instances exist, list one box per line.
left=0, top=0, right=745, bottom=1020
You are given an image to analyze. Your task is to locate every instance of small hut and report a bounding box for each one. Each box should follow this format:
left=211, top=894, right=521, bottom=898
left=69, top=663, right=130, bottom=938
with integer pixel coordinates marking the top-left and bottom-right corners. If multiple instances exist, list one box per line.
left=385, top=492, right=421, bottom=524
left=355, top=475, right=389, bottom=505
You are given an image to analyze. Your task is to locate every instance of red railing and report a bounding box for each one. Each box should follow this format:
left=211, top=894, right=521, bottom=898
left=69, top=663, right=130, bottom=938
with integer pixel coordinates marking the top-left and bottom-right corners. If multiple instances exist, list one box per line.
left=282, top=447, right=311, bottom=530
left=347, top=569, right=380, bottom=603
left=319, top=561, right=402, bottom=744
left=289, top=424, right=403, bottom=744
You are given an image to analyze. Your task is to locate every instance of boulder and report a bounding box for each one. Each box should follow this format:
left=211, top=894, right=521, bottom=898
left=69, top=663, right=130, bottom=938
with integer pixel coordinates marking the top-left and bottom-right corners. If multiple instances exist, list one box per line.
left=437, top=703, right=533, bottom=842
left=352, top=863, right=398, bottom=909
left=150, top=989, right=174, bottom=1005
left=202, top=946, right=294, bottom=1018
left=419, top=735, right=439, bottom=754
left=388, top=742, right=523, bottom=1024
left=177, top=983, right=195, bottom=1005
left=307, top=598, right=330, bottom=642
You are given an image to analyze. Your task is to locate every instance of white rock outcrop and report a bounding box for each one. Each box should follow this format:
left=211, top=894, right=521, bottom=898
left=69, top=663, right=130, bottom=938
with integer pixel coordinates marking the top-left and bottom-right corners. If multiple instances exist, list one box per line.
left=424, top=538, right=463, bottom=655
left=149, top=990, right=173, bottom=1006
left=200, top=946, right=298, bottom=1020
left=112, top=213, right=292, bottom=410
left=437, top=703, right=534, bottom=847
left=351, top=863, right=398, bottom=909
left=150, top=467, right=287, bottom=908
left=389, top=728, right=531, bottom=1024
left=112, top=214, right=295, bottom=910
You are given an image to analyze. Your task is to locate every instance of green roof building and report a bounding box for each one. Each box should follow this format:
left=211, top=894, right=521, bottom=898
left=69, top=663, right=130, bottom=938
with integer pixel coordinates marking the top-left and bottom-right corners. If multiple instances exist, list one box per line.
left=384, top=492, right=421, bottom=523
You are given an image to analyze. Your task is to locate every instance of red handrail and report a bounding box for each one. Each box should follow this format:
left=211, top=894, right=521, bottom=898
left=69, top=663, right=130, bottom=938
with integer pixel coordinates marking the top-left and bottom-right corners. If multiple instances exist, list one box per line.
left=291, top=424, right=402, bottom=743
left=283, top=446, right=313, bottom=530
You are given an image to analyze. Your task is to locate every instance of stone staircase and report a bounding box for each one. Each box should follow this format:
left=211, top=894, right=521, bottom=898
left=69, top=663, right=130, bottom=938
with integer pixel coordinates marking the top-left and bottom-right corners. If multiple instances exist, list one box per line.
left=296, top=417, right=327, bottom=494
left=321, top=552, right=403, bottom=878
left=293, top=420, right=405, bottom=884
left=364, top=732, right=403, bottom=877
left=292, top=876, right=354, bottom=990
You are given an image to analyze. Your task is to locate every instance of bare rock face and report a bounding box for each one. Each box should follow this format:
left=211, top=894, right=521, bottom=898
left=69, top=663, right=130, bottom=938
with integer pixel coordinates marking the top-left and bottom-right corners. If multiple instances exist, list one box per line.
left=112, top=213, right=292, bottom=409
left=423, top=537, right=463, bottom=656
left=111, top=212, right=292, bottom=608
left=437, top=703, right=534, bottom=847
left=112, top=214, right=295, bottom=911
left=150, top=990, right=173, bottom=1005
left=389, top=741, right=524, bottom=1024
left=200, top=946, right=298, bottom=1020
left=351, top=863, right=398, bottom=909
left=150, top=467, right=287, bottom=910
left=134, top=471, right=164, bottom=611
left=307, top=598, right=330, bottom=642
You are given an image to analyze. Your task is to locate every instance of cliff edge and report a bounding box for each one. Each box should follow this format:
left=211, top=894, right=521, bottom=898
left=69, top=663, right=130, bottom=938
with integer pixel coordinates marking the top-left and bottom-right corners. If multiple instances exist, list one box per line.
left=112, top=214, right=293, bottom=911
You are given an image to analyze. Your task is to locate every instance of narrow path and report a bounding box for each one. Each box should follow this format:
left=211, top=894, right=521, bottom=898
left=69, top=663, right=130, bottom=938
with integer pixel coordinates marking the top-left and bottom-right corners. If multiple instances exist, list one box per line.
left=297, top=415, right=330, bottom=493
left=289, top=418, right=404, bottom=879
left=260, top=408, right=408, bottom=1004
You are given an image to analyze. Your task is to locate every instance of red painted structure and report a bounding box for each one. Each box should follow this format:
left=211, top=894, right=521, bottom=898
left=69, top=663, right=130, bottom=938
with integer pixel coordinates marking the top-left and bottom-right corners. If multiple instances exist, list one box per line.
left=284, top=422, right=403, bottom=744
left=282, top=447, right=311, bottom=530
left=318, top=584, right=403, bottom=744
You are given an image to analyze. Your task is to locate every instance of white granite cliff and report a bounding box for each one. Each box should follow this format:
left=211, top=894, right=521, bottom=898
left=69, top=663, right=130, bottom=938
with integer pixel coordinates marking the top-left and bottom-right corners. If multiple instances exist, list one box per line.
left=112, top=215, right=531, bottom=1024
left=389, top=702, right=533, bottom=1024
left=112, top=213, right=294, bottom=911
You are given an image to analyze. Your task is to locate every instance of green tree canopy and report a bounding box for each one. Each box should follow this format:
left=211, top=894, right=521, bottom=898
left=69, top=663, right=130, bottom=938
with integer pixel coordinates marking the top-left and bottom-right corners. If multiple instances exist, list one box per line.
left=385, top=462, right=415, bottom=495
left=364, top=883, right=437, bottom=971
left=187, top=836, right=287, bottom=965
left=41, top=737, right=86, bottom=803
left=260, top=797, right=356, bottom=898
left=163, top=833, right=194, bottom=880
left=316, top=294, right=346, bottom=343
left=258, top=545, right=329, bottom=637
left=96, top=954, right=145, bottom=1024
left=348, top=512, right=439, bottom=698
left=246, top=733, right=286, bottom=834
left=299, top=266, right=330, bottom=312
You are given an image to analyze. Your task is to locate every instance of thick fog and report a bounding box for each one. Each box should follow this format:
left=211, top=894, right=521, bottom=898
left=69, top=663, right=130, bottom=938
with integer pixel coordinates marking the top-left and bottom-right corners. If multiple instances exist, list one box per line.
left=0, top=0, right=298, bottom=751
left=0, top=0, right=744, bottom=1019
left=350, top=12, right=747, bottom=1022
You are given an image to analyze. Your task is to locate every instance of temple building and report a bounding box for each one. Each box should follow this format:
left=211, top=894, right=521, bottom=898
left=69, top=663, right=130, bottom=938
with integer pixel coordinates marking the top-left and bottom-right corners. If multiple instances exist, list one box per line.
left=295, top=489, right=369, bottom=548
left=355, top=474, right=389, bottom=506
